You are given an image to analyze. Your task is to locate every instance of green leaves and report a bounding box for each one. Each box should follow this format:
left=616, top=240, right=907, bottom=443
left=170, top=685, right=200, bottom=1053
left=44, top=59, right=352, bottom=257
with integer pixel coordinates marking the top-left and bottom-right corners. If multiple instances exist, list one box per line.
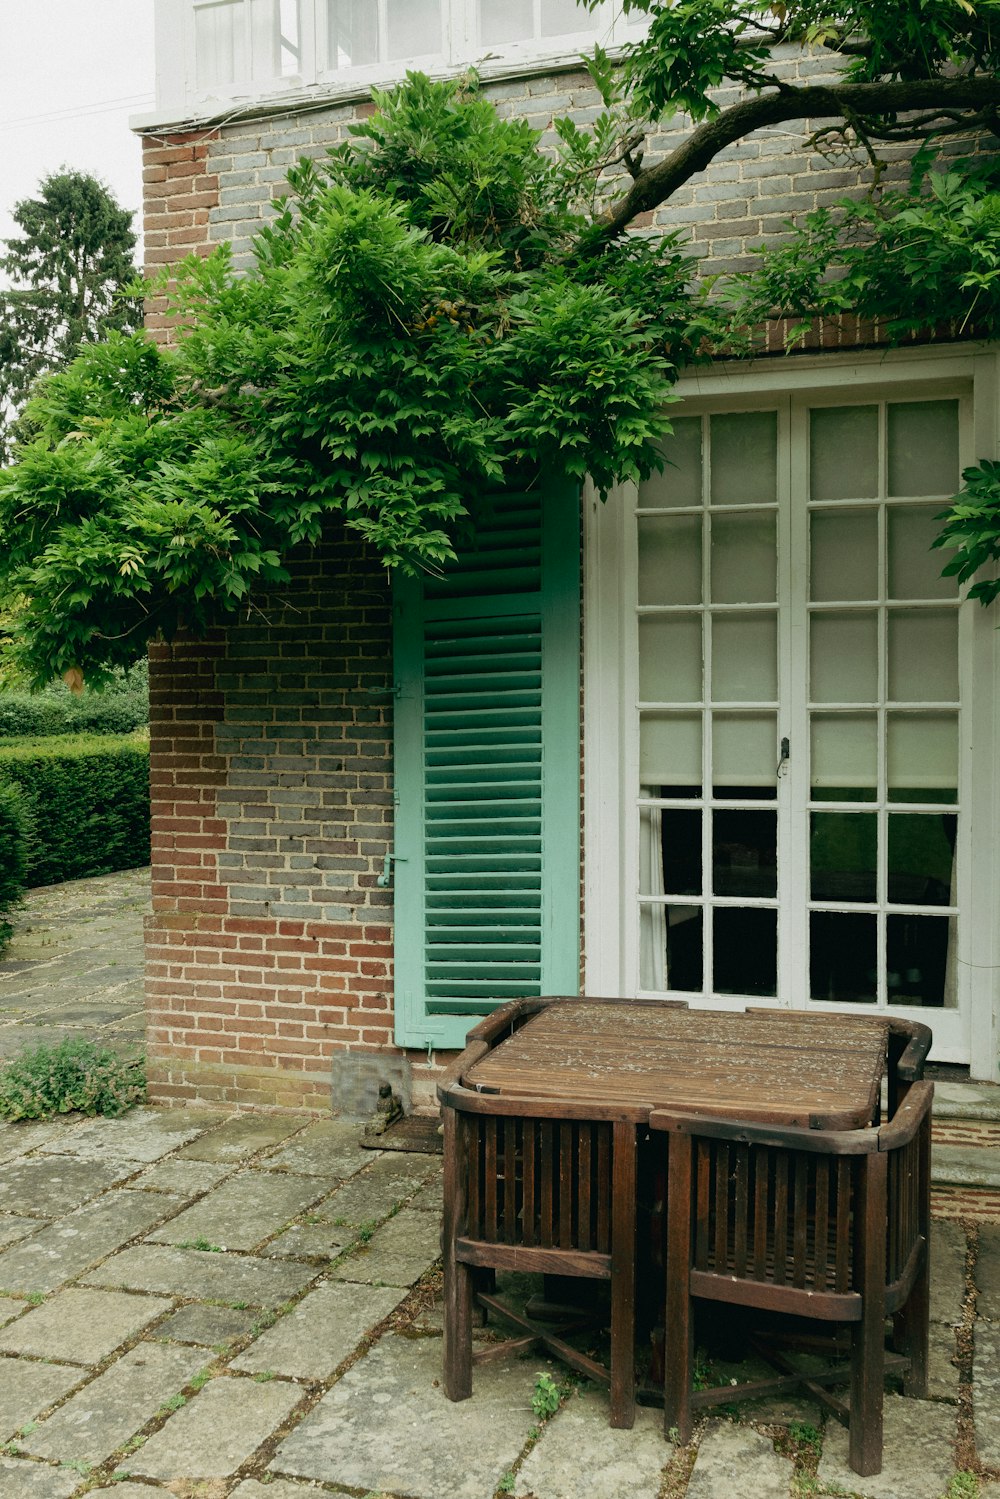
left=935, top=460, right=1000, bottom=608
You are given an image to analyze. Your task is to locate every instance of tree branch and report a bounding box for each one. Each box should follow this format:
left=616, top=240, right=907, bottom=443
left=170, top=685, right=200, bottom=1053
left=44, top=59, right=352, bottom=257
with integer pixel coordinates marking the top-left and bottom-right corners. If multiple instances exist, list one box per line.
left=587, top=75, right=1000, bottom=248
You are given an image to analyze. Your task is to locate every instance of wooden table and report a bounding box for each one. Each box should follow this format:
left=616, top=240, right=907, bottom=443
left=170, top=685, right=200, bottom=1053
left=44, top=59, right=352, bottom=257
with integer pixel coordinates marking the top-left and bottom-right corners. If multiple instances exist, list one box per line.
left=439, top=998, right=898, bottom=1430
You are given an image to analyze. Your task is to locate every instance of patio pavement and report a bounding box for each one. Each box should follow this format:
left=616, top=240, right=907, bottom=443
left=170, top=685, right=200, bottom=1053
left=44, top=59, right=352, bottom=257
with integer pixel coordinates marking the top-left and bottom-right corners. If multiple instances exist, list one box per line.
left=0, top=873, right=997, bottom=1497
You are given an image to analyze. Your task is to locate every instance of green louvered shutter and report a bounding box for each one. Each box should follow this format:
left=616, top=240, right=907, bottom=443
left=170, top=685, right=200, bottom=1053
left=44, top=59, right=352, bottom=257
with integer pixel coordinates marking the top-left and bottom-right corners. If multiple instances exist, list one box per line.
left=392, top=485, right=581, bottom=1050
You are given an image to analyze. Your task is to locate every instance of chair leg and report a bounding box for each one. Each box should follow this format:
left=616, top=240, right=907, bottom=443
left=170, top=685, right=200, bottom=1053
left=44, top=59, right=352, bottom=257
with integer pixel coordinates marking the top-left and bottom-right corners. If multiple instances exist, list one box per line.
left=442, top=1109, right=473, bottom=1401
left=849, top=1152, right=887, bottom=1477
left=898, top=1113, right=931, bottom=1398
left=610, top=1120, right=637, bottom=1429
left=663, top=1132, right=694, bottom=1446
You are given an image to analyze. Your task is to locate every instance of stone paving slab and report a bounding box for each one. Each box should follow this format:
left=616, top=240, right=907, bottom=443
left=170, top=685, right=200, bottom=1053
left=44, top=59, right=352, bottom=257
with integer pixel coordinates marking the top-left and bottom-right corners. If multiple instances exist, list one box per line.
left=929, top=1220, right=968, bottom=1326
left=0, top=1188, right=184, bottom=1295
left=0, top=1457, right=79, bottom=1497
left=0, top=1153, right=135, bottom=1216
left=259, top=1220, right=360, bottom=1262
left=261, top=1120, right=373, bottom=1179
left=132, top=1373, right=304, bottom=1481
left=0, top=1357, right=84, bottom=1441
left=23, top=1341, right=207, bottom=1466
left=0, top=1287, right=173, bottom=1365
left=146, top=1169, right=335, bottom=1252
left=0, top=1122, right=73, bottom=1165
left=231, top=1281, right=405, bottom=1378
left=327, top=1208, right=441, bottom=1288
left=153, top=1303, right=260, bottom=1350
left=933, top=1144, right=1000, bottom=1189
left=927, top=1321, right=960, bottom=1401
left=175, top=1115, right=305, bottom=1164
left=977, top=1223, right=1000, bottom=1319
left=82, top=1243, right=317, bottom=1308
left=232, top=1482, right=328, bottom=1499
left=685, top=1421, right=794, bottom=1499
left=316, top=1155, right=440, bottom=1226
left=974, top=1319, right=1000, bottom=1465
left=514, top=1387, right=670, bottom=1499
left=409, top=1174, right=444, bottom=1213
left=817, top=1394, right=958, bottom=1498
left=87, top=1486, right=162, bottom=1497
left=36, top=1107, right=218, bottom=1165
left=0, top=1215, right=47, bottom=1248
left=273, top=1333, right=539, bottom=1499
left=132, top=1157, right=232, bottom=1196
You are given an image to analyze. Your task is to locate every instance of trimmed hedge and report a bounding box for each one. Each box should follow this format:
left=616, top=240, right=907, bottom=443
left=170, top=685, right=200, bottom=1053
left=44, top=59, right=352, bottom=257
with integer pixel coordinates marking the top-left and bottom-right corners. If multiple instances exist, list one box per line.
left=0, top=662, right=148, bottom=740
left=0, top=782, right=31, bottom=951
left=0, top=734, right=150, bottom=887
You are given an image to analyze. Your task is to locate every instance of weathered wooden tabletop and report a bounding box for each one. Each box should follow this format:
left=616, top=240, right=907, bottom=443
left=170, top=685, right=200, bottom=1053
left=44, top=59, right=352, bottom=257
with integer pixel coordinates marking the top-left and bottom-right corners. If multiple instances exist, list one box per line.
left=462, top=1002, right=889, bottom=1128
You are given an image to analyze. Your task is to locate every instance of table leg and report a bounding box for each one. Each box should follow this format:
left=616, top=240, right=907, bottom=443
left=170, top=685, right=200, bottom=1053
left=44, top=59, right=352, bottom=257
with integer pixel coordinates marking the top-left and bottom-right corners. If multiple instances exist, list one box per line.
left=664, top=1130, right=694, bottom=1446
left=610, top=1120, right=637, bottom=1430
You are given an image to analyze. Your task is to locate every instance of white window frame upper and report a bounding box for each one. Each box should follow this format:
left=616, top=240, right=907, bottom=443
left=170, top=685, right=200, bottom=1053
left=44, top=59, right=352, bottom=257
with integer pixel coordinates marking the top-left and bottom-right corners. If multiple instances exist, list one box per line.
left=146, top=0, right=644, bottom=127
left=583, top=343, right=1000, bottom=1080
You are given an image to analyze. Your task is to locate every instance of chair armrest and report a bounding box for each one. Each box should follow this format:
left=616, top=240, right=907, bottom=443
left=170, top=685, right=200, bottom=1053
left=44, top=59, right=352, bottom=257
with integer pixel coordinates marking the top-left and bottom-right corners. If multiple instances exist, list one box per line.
left=877, top=1080, right=934, bottom=1151
left=887, top=1020, right=933, bottom=1083
left=648, top=1108, right=878, bottom=1155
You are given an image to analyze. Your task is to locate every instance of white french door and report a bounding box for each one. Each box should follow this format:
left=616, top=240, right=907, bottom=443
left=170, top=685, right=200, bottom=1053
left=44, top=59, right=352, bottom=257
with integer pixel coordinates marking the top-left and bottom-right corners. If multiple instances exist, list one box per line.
left=584, top=352, right=1000, bottom=1066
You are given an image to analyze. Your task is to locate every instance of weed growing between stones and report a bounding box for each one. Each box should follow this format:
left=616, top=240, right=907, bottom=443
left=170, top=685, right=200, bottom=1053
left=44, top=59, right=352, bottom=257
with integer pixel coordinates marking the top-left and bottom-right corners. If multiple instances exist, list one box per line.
left=0, top=1037, right=144, bottom=1120
left=531, top=1372, right=561, bottom=1421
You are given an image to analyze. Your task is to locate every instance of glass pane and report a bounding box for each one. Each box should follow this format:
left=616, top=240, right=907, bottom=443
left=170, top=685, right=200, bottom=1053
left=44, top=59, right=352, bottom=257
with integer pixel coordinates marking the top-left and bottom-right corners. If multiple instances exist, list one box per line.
left=541, top=0, right=591, bottom=34
left=810, top=912, right=876, bottom=1002
left=713, top=808, right=776, bottom=897
left=196, top=0, right=245, bottom=85
left=640, top=905, right=702, bottom=991
left=810, top=612, right=878, bottom=703
left=887, top=914, right=955, bottom=1007
left=640, top=713, right=701, bottom=792
left=888, top=400, right=960, bottom=497
left=638, top=516, right=702, bottom=605
left=386, top=0, right=441, bottom=57
left=713, top=713, right=776, bottom=795
left=811, top=713, right=877, bottom=799
left=888, top=505, right=958, bottom=600
left=711, top=512, right=776, bottom=603
left=810, top=510, right=878, bottom=602
left=712, top=613, right=777, bottom=701
left=888, top=610, right=958, bottom=702
left=810, top=811, right=877, bottom=903
left=479, top=0, right=532, bottom=43
left=278, top=0, right=300, bottom=73
left=328, top=0, right=378, bottom=65
left=887, top=713, right=958, bottom=803
left=888, top=813, right=956, bottom=906
left=810, top=406, right=878, bottom=501
left=639, top=616, right=702, bottom=702
left=713, top=908, right=777, bottom=996
left=638, top=807, right=701, bottom=896
left=642, top=418, right=702, bottom=508
left=710, top=412, right=777, bottom=506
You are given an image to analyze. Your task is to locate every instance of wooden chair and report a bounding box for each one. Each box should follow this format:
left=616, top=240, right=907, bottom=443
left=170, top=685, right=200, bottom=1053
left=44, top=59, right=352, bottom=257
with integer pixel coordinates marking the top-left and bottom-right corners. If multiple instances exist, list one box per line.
left=438, top=999, right=646, bottom=1429
left=651, top=1077, right=933, bottom=1477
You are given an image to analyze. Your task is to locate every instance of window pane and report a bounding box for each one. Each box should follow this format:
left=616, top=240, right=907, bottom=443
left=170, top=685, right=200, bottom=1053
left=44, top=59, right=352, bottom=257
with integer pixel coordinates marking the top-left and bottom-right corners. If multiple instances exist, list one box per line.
left=278, top=0, right=300, bottom=72
left=479, top=0, right=532, bottom=43
left=887, top=813, right=956, bottom=906
left=637, top=807, right=701, bottom=896
left=810, top=509, right=878, bottom=602
left=642, top=418, right=702, bottom=508
left=540, top=0, right=591, bottom=34
left=713, top=908, right=777, bottom=996
left=713, top=713, right=776, bottom=794
left=888, top=400, right=959, bottom=497
left=888, top=505, right=958, bottom=600
left=639, top=617, right=702, bottom=702
left=888, top=712, right=958, bottom=804
left=386, top=0, right=440, bottom=57
left=810, top=811, right=877, bottom=903
left=810, top=406, right=878, bottom=501
left=328, top=0, right=377, bottom=64
left=711, top=512, right=776, bottom=603
left=710, top=412, right=777, bottom=505
left=810, top=612, right=878, bottom=703
left=638, top=515, right=702, bottom=605
left=712, top=613, right=777, bottom=701
left=887, top=914, right=955, bottom=1007
left=811, top=713, right=877, bottom=799
left=888, top=610, right=958, bottom=702
left=640, top=905, right=702, bottom=991
left=810, top=912, right=877, bottom=1002
left=640, top=713, right=701, bottom=792
left=713, top=808, right=776, bottom=897
left=196, top=0, right=246, bottom=86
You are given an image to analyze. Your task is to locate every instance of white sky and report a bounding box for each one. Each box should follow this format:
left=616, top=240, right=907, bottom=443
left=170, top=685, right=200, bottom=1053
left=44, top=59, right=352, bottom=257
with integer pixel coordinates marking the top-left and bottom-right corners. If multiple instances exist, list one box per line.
left=0, top=0, right=156, bottom=258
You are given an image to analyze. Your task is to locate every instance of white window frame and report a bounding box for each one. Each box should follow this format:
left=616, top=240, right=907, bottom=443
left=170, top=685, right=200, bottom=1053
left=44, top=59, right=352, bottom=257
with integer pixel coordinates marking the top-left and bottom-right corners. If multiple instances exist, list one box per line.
left=145, top=0, right=645, bottom=126
left=583, top=343, right=1000, bottom=1079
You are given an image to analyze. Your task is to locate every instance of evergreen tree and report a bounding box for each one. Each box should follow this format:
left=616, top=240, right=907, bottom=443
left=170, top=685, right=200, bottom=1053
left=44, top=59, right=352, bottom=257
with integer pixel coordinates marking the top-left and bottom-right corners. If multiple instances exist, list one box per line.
left=0, top=171, right=140, bottom=463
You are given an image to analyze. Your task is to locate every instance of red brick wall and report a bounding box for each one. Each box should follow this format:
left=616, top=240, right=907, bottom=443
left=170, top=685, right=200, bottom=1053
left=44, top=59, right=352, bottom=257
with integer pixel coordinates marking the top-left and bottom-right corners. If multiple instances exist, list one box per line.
left=142, top=129, right=221, bottom=346
left=144, top=532, right=426, bottom=1112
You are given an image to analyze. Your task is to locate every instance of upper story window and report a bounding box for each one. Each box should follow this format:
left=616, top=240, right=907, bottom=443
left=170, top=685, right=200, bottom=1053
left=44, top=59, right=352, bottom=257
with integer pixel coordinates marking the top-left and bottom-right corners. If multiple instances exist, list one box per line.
left=147, top=0, right=645, bottom=125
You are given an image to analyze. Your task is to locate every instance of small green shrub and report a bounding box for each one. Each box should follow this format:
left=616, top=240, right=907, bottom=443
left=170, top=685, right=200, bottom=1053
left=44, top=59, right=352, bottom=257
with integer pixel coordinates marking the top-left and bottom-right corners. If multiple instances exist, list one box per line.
left=0, top=733, right=149, bottom=886
left=531, top=1372, right=561, bottom=1421
left=0, top=1038, right=145, bottom=1121
left=0, top=782, right=30, bottom=951
left=0, top=663, right=148, bottom=740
